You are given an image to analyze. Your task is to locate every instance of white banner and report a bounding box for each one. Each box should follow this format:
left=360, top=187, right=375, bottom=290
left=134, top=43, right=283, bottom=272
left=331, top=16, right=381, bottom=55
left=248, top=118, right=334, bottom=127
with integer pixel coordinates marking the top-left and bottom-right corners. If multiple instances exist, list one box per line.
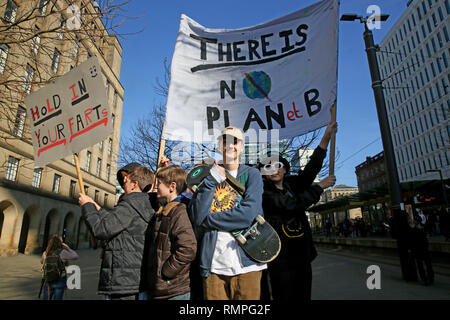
left=162, top=0, right=339, bottom=143
left=25, top=57, right=112, bottom=167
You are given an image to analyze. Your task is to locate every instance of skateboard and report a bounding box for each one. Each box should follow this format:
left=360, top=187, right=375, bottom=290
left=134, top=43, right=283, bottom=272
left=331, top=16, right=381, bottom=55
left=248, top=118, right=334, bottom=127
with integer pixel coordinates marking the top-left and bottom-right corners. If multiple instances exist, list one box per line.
left=186, top=165, right=281, bottom=263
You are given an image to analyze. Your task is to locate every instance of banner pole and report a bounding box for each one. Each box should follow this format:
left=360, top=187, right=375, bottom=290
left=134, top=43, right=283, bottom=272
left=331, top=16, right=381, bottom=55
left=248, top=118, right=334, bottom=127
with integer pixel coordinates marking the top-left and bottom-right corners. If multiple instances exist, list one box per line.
left=157, top=139, right=166, bottom=168
left=74, top=153, right=85, bottom=195
left=329, top=102, right=337, bottom=176
left=149, top=139, right=167, bottom=192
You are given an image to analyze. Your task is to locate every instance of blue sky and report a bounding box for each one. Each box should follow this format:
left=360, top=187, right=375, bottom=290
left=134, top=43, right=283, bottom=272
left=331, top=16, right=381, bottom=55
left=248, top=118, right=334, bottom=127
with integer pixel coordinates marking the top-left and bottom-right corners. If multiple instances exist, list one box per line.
left=115, top=0, right=410, bottom=187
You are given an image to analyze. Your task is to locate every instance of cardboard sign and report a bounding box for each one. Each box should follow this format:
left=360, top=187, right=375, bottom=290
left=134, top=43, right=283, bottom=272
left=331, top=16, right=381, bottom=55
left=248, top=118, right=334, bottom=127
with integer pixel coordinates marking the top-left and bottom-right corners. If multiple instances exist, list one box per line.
left=25, top=56, right=112, bottom=167
left=162, top=0, right=339, bottom=143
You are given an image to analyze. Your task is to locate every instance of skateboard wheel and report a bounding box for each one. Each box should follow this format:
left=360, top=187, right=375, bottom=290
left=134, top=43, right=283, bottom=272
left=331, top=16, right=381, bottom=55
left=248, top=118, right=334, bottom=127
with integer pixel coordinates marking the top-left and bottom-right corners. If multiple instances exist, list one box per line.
left=236, top=234, right=247, bottom=245
left=255, top=215, right=265, bottom=224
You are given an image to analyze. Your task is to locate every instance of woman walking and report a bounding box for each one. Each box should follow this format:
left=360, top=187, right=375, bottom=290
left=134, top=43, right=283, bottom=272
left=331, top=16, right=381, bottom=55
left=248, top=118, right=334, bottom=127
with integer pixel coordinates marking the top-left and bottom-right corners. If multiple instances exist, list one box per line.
left=41, top=235, right=78, bottom=300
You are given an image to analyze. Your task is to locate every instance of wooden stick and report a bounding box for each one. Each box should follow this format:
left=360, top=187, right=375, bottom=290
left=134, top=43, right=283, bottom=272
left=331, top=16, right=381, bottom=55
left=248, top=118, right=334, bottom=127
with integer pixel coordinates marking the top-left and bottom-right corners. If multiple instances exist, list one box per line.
left=329, top=102, right=337, bottom=176
left=150, top=139, right=167, bottom=193
left=74, top=153, right=85, bottom=195
left=157, top=139, right=166, bottom=168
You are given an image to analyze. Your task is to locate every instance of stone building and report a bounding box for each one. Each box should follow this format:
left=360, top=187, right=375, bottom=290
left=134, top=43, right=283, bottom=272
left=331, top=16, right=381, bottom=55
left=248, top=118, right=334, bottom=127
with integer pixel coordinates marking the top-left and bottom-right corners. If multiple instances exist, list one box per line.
left=355, top=151, right=387, bottom=192
left=0, top=0, right=123, bottom=256
left=377, top=0, right=449, bottom=182
left=320, top=184, right=359, bottom=203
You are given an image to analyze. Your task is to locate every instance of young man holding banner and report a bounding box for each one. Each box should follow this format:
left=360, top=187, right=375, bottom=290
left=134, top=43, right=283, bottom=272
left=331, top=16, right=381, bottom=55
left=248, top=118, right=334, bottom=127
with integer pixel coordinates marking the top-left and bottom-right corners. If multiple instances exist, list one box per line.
left=259, top=121, right=337, bottom=300
left=190, top=126, right=266, bottom=300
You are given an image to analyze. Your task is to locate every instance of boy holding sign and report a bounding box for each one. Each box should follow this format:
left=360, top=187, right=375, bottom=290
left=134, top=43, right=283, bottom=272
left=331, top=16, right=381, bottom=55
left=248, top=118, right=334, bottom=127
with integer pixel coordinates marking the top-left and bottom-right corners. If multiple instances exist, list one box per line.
left=78, top=164, right=155, bottom=300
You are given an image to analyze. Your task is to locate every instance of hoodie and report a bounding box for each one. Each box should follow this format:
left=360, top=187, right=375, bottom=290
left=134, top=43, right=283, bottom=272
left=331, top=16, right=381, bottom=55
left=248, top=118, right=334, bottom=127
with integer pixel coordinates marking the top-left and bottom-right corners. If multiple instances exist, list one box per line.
left=189, top=164, right=265, bottom=278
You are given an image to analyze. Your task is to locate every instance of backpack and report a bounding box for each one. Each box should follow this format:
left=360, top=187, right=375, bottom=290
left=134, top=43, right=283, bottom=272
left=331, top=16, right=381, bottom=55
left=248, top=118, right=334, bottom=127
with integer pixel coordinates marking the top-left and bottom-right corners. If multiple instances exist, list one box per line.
left=43, top=250, right=65, bottom=283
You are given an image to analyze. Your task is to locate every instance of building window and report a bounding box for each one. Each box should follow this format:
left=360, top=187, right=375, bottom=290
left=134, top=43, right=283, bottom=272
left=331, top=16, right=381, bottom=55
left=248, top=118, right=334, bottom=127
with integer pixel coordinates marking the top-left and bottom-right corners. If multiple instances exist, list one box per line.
left=85, top=151, right=91, bottom=171
left=84, top=185, right=89, bottom=195
left=23, top=64, right=34, bottom=93
left=107, top=138, right=112, bottom=156
left=106, top=164, right=111, bottom=182
left=31, top=26, right=41, bottom=54
left=95, top=190, right=99, bottom=202
left=113, top=90, right=117, bottom=107
left=0, top=44, right=8, bottom=74
left=96, top=158, right=101, bottom=177
left=4, top=0, right=17, bottom=23
left=69, top=180, right=77, bottom=198
left=13, top=105, right=26, bottom=137
left=104, top=193, right=108, bottom=206
left=32, top=168, right=42, bottom=188
left=98, top=140, right=103, bottom=151
left=58, top=14, right=65, bottom=39
left=111, top=114, right=115, bottom=128
left=52, top=174, right=61, bottom=193
left=51, top=48, right=60, bottom=73
left=106, top=79, right=110, bottom=96
left=73, top=38, right=79, bottom=57
left=38, top=0, right=48, bottom=14
left=5, top=156, right=19, bottom=181
left=443, top=26, right=449, bottom=42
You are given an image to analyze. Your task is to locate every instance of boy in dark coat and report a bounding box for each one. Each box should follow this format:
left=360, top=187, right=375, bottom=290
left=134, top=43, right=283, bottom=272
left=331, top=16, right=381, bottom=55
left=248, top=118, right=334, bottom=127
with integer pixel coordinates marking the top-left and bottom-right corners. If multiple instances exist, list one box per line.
left=147, top=165, right=197, bottom=300
left=78, top=164, right=155, bottom=300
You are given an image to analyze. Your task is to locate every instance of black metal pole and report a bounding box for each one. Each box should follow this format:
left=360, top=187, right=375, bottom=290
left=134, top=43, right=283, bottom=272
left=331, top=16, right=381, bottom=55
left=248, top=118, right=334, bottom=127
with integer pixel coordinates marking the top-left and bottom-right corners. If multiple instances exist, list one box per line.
left=363, top=23, right=410, bottom=280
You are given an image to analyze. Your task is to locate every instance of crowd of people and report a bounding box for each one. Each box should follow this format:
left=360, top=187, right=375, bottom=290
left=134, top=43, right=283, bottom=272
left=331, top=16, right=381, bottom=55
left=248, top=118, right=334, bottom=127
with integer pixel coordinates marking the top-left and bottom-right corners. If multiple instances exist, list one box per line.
left=40, top=121, right=340, bottom=300
left=324, top=209, right=449, bottom=240
left=324, top=217, right=370, bottom=238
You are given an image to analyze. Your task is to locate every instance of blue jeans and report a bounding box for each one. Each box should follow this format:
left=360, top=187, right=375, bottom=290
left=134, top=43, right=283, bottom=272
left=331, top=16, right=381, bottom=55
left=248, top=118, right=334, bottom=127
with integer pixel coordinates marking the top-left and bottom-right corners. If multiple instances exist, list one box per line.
left=168, top=292, right=191, bottom=300
left=43, top=276, right=66, bottom=300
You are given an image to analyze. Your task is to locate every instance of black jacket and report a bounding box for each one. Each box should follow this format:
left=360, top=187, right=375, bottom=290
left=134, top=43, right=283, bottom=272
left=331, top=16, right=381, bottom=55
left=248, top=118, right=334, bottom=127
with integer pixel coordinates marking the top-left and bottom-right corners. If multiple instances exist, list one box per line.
left=81, top=192, right=155, bottom=295
left=262, top=146, right=326, bottom=263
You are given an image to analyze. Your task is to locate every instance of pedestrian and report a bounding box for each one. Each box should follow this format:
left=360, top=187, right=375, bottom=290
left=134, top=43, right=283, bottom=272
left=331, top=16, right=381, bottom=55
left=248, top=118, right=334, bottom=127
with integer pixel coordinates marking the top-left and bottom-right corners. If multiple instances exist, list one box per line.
left=146, top=165, right=197, bottom=300
left=350, top=219, right=356, bottom=238
left=258, top=121, right=337, bottom=301
left=408, top=211, right=434, bottom=285
left=40, top=234, right=78, bottom=300
left=190, top=126, right=266, bottom=300
left=439, top=207, right=449, bottom=241
left=78, top=164, right=156, bottom=300
left=325, top=220, right=332, bottom=237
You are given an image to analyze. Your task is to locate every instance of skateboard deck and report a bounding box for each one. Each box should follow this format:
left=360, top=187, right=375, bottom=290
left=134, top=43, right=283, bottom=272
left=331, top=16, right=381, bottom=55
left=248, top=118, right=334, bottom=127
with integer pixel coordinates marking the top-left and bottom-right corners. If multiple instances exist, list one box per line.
left=186, top=165, right=281, bottom=263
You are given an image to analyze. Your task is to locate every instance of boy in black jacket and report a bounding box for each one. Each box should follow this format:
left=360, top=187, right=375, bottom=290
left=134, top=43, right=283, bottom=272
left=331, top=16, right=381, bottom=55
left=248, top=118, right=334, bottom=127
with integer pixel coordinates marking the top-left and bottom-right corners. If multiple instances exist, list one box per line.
left=78, top=164, right=155, bottom=300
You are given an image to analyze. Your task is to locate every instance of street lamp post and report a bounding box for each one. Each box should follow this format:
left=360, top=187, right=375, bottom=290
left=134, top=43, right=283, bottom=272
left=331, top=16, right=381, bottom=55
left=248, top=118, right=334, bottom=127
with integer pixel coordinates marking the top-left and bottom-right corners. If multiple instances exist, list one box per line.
left=426, top=169, right=449, bottom=212
left=341, top=13, right=410, bottom=280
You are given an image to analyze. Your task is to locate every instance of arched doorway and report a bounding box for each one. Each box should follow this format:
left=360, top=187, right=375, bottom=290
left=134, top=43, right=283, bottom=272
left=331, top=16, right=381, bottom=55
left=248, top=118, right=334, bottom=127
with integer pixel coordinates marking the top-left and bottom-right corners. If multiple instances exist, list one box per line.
left=42, top=209, right=59, bottom=251
left=18, top=205, right=40, bottom=254
left=76, top=217, right=87, bottom=249
left=62, top=212, right=76, bottom=247
left=18, top=211, right=30, bottom=254
left=0, top=211, right=4, bottom=239
left=0, top=201, right=18, bottom=255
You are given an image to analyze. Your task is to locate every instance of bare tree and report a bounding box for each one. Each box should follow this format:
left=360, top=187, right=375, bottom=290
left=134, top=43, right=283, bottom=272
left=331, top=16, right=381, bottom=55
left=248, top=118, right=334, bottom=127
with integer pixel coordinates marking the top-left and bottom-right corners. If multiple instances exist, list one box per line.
left=284, top=129, right=340, bottom=179
left=0, top=0, right=141, bottom=168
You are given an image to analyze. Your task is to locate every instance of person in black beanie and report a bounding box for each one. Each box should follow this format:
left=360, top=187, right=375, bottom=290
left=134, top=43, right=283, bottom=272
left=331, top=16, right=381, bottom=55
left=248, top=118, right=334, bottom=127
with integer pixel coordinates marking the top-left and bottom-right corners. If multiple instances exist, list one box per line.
left=259, top=121, right=337, bottom=301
